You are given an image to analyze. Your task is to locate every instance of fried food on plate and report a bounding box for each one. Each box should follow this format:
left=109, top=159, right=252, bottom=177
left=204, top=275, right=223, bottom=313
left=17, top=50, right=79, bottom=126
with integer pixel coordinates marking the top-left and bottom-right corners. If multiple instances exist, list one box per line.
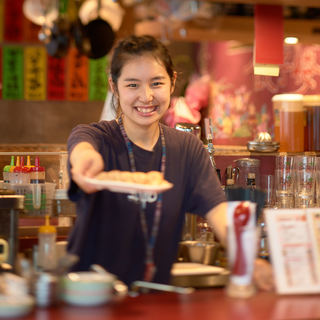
left=94, top=170, right=165, bottom=185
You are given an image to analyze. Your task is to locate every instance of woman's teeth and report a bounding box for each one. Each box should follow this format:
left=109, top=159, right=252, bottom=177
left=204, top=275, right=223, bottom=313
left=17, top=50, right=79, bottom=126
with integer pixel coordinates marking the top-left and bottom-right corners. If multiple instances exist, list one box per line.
left=136, top=106, right=156, bottom=113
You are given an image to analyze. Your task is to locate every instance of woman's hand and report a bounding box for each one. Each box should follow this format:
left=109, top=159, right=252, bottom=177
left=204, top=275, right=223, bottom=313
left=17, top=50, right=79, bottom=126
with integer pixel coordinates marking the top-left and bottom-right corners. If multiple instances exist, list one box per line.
left=70, top=142, right=104, bottom=193
left=253, top=258, right=275, bottom=291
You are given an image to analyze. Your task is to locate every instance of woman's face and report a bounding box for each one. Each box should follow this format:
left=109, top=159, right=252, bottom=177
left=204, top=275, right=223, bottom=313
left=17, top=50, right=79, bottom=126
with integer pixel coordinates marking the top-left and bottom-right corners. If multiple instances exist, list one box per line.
left=112, top=54, right=175, bottom=128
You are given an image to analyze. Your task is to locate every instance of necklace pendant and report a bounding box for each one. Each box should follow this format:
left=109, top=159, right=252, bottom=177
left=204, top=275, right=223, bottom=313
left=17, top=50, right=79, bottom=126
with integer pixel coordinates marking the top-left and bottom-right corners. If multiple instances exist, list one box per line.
left=144, top=262, right=156, bottom=282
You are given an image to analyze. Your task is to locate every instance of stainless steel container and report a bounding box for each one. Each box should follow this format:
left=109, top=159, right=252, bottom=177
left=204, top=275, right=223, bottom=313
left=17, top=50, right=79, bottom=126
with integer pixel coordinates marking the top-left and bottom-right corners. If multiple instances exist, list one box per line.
left=175, top=123, right=201, bottom=139
left=0, top=194, right=24, bottom=269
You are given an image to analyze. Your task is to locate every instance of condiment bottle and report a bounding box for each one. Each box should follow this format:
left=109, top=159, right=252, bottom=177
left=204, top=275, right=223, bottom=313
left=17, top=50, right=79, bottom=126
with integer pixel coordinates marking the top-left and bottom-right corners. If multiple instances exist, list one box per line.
left=25, top=155, right=34, bottom=171
left=13, top=156, right=30, bottom=184
left=37, top=215, right=57, bottom=272
left=10, top=156, right=20, bottom=184
left=31, top=156, right=45, bottom=184
left=3, top=156, right=14, bottom=183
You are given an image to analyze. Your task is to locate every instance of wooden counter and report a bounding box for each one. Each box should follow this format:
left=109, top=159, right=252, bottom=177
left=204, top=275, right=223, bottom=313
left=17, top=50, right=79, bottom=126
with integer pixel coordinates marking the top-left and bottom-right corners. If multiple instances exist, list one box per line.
left=23, top=288, right=320, bottom=320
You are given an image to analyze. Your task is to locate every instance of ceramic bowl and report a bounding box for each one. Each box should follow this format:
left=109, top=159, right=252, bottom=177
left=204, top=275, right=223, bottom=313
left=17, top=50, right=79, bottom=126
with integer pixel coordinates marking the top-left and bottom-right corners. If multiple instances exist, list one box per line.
left=61, top=271, right=127, bottom=306
left=179, top=241, right=220, bottom=265
left=0, top=295, right=34, bottom=318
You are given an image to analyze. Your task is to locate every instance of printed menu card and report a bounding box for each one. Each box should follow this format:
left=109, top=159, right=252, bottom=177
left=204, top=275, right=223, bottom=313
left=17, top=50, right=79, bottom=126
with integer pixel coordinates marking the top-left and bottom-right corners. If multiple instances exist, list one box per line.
left=264, top=208, right=320, bottom=294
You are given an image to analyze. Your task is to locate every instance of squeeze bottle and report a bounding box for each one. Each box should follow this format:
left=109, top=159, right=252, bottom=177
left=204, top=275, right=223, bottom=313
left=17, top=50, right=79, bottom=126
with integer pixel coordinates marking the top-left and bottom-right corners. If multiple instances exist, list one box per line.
left=38, top=215, right=57, bottom=272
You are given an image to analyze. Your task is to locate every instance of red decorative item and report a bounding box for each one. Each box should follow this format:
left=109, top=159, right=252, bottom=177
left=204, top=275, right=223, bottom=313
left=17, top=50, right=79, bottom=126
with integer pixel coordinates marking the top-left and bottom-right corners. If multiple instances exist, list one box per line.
left=0, top=47, right=2, bottom=99
left=232, top=202, right=250, bottom=276
left=47, top=55, right=66, bottom=100
left=4, top=0, right=23, bottom=42
left=254, top=4, right=284, bottom=65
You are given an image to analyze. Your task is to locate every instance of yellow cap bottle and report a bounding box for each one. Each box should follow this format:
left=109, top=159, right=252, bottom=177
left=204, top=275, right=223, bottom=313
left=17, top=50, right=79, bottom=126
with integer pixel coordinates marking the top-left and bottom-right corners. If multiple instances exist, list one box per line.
left=38, top=215, right=57, bottom=271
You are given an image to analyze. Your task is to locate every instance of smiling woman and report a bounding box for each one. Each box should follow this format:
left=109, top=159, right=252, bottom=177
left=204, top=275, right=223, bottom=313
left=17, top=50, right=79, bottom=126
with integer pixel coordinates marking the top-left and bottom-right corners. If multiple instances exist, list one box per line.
left=66, top=35, right=227, bottom=287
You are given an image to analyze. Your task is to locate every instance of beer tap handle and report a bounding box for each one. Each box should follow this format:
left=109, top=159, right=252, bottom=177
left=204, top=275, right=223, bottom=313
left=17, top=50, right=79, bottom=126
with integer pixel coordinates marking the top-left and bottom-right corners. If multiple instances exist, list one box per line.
left=204, top=118, right=216, bottom=169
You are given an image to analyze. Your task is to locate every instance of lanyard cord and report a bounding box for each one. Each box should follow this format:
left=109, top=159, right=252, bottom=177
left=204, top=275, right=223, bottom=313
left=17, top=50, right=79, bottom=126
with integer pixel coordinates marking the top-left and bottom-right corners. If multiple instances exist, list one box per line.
left=118, top=117, right=166, bottom=281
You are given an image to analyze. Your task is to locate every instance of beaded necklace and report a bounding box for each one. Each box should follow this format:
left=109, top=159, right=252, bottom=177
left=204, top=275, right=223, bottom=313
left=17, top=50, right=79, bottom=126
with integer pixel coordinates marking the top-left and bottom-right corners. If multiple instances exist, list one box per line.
left=118, top=116, right=166, bottom=282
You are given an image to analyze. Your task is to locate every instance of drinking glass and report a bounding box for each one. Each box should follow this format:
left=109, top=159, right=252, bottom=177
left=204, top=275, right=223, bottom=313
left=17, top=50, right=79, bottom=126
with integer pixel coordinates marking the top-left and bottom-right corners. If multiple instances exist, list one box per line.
left=294, top=155, right=316, bottom=208
left=274, top=155, right=295, bottom=208
left=261, top=174, right=275, bottom=208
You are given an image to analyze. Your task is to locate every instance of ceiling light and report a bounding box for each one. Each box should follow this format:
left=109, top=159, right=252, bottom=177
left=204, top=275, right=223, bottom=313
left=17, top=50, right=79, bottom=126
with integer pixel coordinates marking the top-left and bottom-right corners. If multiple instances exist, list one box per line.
left=284, top=37, right=299, bottom=44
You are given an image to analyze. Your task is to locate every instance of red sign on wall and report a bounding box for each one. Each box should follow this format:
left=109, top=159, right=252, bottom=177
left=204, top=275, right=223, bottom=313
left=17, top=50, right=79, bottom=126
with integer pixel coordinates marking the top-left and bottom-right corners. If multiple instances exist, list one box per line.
left=47, top=56, right=66, bottom=100
left=0, top=47, right=2, bottom=99
left=4, top=0, right=23, bottom=42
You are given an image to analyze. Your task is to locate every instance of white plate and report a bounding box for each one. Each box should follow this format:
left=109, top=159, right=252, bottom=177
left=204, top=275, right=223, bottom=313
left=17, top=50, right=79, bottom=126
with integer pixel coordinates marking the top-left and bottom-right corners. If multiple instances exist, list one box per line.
left=171, top=263, right=227, bottom=276
left=83, top=177, right=173, bottom=194
left=0, top=295, right=34, bottom=318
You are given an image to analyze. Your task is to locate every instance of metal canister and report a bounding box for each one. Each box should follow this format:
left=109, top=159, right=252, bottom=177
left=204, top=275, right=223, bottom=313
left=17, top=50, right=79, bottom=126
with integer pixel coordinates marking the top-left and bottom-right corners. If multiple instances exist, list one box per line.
left=33, top=272, right=58, bottom=307
left=175, top=123, right=201, bottom=139
left=0, top=194, right=24, bottom=270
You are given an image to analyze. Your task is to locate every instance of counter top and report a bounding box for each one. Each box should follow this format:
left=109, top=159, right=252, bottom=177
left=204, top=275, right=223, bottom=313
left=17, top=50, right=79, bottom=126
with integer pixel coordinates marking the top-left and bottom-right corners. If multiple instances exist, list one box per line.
left=23, top=288, right=320, bottom=320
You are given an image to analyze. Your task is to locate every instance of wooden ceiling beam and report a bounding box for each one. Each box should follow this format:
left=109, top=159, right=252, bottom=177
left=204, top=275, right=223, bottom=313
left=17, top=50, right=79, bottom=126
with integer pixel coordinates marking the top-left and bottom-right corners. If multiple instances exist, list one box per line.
left=160, top=16, right=320, bottom=44
left=202, top=0, right=320, bottom=8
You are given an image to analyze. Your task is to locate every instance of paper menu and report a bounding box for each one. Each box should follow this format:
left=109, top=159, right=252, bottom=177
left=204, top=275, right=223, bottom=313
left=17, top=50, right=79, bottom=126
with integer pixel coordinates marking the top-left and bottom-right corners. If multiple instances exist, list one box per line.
left=264, top=208, right=320, bottom=294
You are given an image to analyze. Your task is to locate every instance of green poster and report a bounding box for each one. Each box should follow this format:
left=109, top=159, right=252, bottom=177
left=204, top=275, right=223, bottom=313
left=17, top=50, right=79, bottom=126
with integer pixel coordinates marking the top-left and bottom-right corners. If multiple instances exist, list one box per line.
left=2, top=46, right=24, bottom=100
left=89, top=56, right=108, bottom=101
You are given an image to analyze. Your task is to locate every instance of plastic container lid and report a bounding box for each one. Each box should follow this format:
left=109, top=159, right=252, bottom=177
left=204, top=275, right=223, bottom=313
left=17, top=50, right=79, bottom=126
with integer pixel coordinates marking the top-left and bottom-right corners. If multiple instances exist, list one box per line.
left=39, top=215, right=56, bottom=234
left=272, top=93, right=304, bottom=102
left=303, top=94, right=320, bottom=106
left=272, top=94, right=304, bottom=111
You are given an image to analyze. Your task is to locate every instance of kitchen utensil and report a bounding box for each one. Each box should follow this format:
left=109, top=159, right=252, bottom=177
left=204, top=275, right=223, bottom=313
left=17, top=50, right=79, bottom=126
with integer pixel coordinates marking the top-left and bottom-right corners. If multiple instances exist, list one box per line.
left=178, top=240, right=220, bottom=265
left=0, top=195, right=24, bottom=270
left=45, top=0, right=71, bottom=58
left=61, top=265, right=127, bottom=306
left=77, top=0, right=116, bottom=59
left=79, top=0, right=124, bottom=32
left=175, top=123, right=201, bottom=139
left=232, top=202, right=250, bottom=276
left=233, top=158, right=261, bottom=188
left=247, top=132, right=279, bottom=152
left=130, top=280, right=194, bottom=296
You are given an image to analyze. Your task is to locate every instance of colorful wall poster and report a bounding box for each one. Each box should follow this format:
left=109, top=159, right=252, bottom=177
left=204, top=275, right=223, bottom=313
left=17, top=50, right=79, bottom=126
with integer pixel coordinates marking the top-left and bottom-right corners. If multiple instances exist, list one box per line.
left=24, top=46, right=47, bottom=100
left=89, top=56, right=108, bottom=101
left=2, top=46, right=24, bottom=99
left=47, top=55, right=66, bottom=100
left=4, top=0, right=23, bottom=42
left=0, top=0, right=4, bottom=43
left=66, top=47, right=88, bottom=101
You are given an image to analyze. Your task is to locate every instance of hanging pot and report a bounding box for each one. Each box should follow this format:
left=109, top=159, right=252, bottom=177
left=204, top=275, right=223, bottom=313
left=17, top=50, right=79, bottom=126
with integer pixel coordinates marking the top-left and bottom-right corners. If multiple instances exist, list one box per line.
left=76, top=0, right=121, bottom=59
left=83, top=18, right=115, bottom=59
left=79, top=0, right=124, bottom=32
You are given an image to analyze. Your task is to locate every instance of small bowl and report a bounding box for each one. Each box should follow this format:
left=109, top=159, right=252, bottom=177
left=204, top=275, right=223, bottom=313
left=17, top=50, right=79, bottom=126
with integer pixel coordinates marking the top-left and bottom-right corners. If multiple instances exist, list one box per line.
left=178, top=241, right=220, bottom=265
left=61, top=271, right=127, bottom=307
left=0, top=295, right=34, bottom=318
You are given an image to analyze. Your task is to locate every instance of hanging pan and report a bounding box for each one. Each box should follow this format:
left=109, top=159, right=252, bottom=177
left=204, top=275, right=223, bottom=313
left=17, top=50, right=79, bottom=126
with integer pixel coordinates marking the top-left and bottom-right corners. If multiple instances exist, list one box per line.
left=77, top=0, right=124, bottom=59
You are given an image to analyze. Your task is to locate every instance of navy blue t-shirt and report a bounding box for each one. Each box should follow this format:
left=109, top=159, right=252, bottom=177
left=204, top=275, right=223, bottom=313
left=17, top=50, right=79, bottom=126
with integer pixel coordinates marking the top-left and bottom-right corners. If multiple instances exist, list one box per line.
left=67, top=120, right=226, bottom=286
